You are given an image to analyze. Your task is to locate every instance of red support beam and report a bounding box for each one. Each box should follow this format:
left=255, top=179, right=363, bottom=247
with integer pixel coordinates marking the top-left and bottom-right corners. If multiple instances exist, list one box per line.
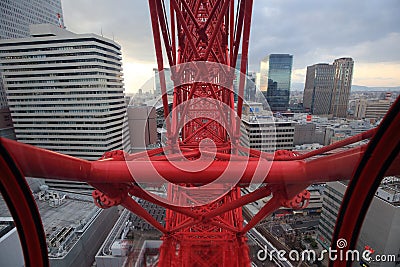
left=148, top=0, right=171, bottom=135
left=241, top=196, right=281, bottom=233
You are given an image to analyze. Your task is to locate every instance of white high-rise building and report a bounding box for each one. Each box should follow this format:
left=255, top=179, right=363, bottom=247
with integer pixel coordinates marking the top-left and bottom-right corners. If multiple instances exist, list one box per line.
left=0, top=0, right=64, bottom=108
left=0, top=24, right=130, bottom=160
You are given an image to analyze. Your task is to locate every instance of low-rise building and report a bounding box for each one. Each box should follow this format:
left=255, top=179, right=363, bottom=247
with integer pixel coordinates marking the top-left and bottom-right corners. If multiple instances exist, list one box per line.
left=355, top=99, right=392, bottom=121
left=293, top=122, right=325, bottom=145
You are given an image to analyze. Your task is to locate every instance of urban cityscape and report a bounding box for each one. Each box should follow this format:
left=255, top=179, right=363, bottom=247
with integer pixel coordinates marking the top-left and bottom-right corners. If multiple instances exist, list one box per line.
left=0, top=1, right=399, bottom=267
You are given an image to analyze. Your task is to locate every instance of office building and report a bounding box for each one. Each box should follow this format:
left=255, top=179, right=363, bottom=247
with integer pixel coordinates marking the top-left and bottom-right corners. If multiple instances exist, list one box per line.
left=0, top=0, right=64, bottom=108
left=293, top=122, right=325, bottom=146
left=0, top=0, right=64, bottom=40
left=303, top=63, right=335, bottom=115
left=355, top=99, right=392, bottom=121
left=241, top=114, right=296, bottom=152
left=0, top=24, right=130, bottom=160
left=317, top=180, right=400, bottom=266
left=0, top=0, right=64, bottom=139
left=0, top=184, right=119, bottom=267
left=259, top=54, right=293, bottom=112
left=330, top=58, right=354, bottom=118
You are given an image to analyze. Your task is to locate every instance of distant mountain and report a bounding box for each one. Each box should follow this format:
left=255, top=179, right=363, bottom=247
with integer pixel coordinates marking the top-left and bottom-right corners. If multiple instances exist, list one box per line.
left=291, top=83, right=305, bottom=91
left=351, top=85, right=400, bottom=92
left=290, top=83, right=400, bottom=92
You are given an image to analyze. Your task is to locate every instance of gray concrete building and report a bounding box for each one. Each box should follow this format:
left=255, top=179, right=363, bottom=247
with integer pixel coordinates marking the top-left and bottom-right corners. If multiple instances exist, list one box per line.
left=127, top=105, right=157, bottom=152
left=293, top=122, right=325, bottom=146
left=330, top=58, right=354, bottom=118
left=0, top=107, right=15, bottom=139
left=355, top=99, right=392, bottom=121
left=303, top=63, right=335, bottom=115
left=317, top=180, right=400, bottom=266
left=0, top=24, right=130, bottom=160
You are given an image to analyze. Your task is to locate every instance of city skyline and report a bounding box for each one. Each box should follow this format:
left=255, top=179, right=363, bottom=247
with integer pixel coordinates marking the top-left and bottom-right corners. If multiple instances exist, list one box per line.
left=60, top=0, right=400, bottom=93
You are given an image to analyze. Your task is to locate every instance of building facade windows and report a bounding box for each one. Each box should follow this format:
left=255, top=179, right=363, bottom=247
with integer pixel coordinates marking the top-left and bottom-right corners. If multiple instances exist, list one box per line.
left=0, top=25, right=130, bottom=160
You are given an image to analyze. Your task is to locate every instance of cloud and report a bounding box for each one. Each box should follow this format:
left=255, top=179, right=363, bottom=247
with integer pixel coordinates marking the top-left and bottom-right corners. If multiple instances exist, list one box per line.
left=353, top=62, right=400, bottom=87
left=122, top=60, right=155, bottom=93
left=249, top=0, right=400, bottom=69
left=62, top=0, right=155, bottom=62
left=61, top=0, right=400, bottom=91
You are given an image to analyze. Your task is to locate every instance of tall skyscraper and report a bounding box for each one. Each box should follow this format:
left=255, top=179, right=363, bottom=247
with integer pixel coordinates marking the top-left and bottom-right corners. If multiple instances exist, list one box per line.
left=0, top=0, right=64, bottom=109
left=330, top=58, right=354, bottom=117
left=0, top=24, right=130, bottom=160
left=303, top=63, right=335, bottom=115
left=259, top=54, right=293, bottom=112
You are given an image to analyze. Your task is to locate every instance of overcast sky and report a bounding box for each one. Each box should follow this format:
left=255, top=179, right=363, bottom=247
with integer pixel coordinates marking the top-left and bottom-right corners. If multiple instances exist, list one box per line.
left=61, top=0, right=400, bottom=92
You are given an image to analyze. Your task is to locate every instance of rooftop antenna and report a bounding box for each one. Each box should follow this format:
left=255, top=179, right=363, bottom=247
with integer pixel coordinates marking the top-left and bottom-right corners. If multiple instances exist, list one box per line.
left=57, top=13, right=63, bottom=28
left=100, top=27, right=103, bottom=37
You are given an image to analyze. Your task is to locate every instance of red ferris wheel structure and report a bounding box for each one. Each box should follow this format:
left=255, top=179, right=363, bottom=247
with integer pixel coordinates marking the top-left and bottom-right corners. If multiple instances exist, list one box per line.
left=0, top=1, right=399, bottom=266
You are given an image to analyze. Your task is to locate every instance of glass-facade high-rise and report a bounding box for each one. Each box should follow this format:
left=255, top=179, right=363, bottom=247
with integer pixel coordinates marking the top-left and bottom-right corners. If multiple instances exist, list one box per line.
left=259, top=54, right=293, bottom=112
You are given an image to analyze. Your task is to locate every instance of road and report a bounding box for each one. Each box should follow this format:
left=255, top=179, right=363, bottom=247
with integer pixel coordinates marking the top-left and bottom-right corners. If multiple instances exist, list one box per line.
left=243, top=206, right=309, bottom=267
left=247, top=225, right=293, bottom=267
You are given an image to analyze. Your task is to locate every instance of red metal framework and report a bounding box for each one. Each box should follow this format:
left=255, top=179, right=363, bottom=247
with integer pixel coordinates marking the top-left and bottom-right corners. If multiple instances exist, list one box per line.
left=0, top=1, right=399, bottom=266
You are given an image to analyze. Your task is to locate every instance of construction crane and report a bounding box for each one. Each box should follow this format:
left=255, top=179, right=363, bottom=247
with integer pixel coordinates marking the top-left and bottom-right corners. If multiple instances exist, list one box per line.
left=0, top=1, right=399, bottom=266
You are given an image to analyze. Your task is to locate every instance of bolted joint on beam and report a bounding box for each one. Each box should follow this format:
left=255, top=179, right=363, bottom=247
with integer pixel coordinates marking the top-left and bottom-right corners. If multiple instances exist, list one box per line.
left=280, top=190, right=311, bottom=210
left=92, top=189, right=126, bottom=209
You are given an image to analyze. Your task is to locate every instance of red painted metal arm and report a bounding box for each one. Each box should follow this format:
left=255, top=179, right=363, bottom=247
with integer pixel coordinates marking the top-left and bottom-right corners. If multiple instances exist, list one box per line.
left=0, top=138, right=91, bottom=181
left=3, top=137, right=399, bottom=186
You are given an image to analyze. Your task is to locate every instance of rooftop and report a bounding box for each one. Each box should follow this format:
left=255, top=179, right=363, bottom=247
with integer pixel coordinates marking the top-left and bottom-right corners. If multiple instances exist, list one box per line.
left=0, top=190, right=101, bottom=257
